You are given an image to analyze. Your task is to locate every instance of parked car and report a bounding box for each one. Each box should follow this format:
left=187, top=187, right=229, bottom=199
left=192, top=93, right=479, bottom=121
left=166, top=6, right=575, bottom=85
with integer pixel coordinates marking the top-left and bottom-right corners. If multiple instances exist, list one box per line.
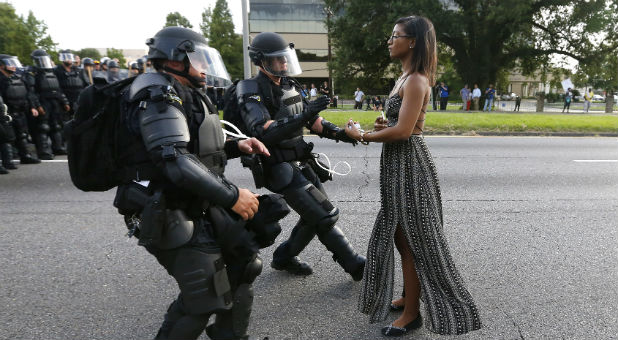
left=592, top=94, right=605, bottom=102
left=500, top=92, right=518, bottom=100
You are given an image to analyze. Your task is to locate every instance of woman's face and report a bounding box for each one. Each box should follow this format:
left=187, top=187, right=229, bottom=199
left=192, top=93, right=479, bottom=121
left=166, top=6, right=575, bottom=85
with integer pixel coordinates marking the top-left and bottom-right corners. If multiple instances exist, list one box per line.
left=387, top=24, right=413, bottom=59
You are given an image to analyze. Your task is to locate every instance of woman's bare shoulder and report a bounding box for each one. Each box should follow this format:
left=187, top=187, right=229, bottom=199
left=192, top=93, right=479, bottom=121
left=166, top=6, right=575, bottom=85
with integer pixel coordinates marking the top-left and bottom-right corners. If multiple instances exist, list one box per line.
left=401, top=73, right=429, bottom=95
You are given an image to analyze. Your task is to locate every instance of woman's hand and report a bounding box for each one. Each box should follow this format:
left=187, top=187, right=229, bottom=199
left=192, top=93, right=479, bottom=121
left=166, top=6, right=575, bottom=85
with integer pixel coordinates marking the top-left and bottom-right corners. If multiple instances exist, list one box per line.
left=374, top=116, right=388, bottom=131
left=345, top=118, right=362, bottom=141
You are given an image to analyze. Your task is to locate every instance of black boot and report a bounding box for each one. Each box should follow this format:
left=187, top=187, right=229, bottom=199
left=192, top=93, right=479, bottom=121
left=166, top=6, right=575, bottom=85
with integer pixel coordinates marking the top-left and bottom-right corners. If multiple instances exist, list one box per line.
left=271, top=220, right=315, bottom=276
left=1, top=143, right=17, bottom=170
left=35, top=133, right=53, bottom=160
left=50, top=131, right=67, bottom=155
left=15, top=137, right=41, bottom=164
left=317, top=226, right=366, bottom=281
left=0, top=165, right=8, bottom=174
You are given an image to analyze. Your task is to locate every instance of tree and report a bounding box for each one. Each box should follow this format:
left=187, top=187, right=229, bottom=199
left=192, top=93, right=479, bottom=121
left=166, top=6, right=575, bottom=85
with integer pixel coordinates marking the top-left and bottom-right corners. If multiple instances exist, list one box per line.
left=574, top=53, right=618, bottom=112
left=106, top=48, right=127, bottom=68
left=0, top=3, right=56, bottom=66
left=200, top=0, right=243, bottom=80
left=324, top=0, right=618, bottom=94
left=76, top=48, right=102, bottom=60
left=164, top=12, right=193, bottom=28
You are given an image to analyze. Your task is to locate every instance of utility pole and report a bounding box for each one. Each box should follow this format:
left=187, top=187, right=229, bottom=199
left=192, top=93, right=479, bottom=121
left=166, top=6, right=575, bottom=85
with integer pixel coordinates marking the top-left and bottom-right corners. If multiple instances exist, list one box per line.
left=242, top=0, right=251, bottom=79
left=324, top=6, right=334, bottom=98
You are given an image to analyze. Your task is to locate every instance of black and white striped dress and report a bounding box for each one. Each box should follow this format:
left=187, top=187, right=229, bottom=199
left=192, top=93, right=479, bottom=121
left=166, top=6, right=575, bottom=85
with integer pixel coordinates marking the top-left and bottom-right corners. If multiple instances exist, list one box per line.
left=358, top=94, right=482, bottom=335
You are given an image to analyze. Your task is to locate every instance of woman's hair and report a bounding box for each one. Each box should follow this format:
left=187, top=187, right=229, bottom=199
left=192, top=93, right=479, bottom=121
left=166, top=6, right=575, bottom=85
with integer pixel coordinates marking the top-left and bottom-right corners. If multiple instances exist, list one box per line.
left=394, top=15, right=437, bottom=86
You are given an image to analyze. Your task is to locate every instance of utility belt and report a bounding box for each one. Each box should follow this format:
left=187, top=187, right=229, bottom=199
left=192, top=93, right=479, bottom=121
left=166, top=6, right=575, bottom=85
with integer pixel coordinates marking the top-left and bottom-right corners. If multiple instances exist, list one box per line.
left=114, top=183, right=195, bottom=250
left=242, top=139, right=313, bottom=188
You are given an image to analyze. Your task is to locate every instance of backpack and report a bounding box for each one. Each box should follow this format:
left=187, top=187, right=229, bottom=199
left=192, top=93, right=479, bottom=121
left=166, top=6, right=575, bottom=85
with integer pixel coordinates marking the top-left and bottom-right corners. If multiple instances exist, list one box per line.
left=64, top=77, right=136, bottom=192
left=222, top=80, right=249, bottom=135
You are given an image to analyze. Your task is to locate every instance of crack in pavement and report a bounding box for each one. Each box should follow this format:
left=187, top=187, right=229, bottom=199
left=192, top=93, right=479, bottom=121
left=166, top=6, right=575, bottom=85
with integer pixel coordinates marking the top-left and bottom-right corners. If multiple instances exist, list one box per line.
left=499, top=307, right=525, bottom=340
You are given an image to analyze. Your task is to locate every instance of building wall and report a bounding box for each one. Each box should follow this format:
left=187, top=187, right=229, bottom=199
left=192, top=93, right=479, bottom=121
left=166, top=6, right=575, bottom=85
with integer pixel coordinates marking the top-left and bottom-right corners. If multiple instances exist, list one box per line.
left=249, top=0, right=329, bottom=80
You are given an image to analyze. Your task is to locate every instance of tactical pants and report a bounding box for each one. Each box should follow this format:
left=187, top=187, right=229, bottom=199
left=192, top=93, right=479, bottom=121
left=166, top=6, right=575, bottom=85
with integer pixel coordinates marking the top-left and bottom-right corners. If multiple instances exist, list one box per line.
left=9, top=109, right=36, bottom=159
left=25, top=104, right=53, bottom=159
left=267, top=162, right=365, bottom=278
left=147, top=217, right=260, bottom=340
left=39, top=98, right=66, bottom=155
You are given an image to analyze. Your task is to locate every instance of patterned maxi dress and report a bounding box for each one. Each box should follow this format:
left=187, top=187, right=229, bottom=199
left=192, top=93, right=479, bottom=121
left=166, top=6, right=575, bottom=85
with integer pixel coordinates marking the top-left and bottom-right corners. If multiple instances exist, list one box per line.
left=358, top=94, right=482, bottom=335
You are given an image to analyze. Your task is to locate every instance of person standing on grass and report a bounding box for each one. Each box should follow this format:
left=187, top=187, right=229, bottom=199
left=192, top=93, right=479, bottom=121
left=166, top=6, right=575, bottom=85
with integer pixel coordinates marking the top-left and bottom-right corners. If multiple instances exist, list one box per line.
left=460, top=84, right=470, bottom=111
left=483, top=84, right=495, bottom=111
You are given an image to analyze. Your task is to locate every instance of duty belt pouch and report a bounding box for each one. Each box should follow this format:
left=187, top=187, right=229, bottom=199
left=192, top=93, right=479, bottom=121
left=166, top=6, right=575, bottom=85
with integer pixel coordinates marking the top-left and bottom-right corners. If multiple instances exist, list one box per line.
left=138, top=190, right=167, bottom=247
left=240, top=154, right=265, bottom=188
left=307, top=155, right=333, bottom=183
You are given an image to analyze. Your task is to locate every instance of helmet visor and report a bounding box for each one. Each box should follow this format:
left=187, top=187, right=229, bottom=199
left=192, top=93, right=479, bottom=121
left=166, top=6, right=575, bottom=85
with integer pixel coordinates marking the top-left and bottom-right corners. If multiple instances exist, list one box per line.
left=34, top=56, right=53, bottom=69
left=187, top=45, right=231, bottom=87
left=2, top=57, right=22, bottom=68
left=261, top=46, right=302, bottom=77
left=59, top=53, right=75, bottom=62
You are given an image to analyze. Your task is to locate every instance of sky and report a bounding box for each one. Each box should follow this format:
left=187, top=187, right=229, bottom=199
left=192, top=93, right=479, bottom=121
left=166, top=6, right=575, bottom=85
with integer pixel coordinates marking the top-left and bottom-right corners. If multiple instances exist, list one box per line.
left=9, top=0, right=244, bottom=51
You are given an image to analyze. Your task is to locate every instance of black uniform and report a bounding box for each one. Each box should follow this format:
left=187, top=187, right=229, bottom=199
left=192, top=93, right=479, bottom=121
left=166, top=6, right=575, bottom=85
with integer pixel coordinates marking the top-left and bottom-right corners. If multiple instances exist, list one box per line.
left=113, top=72, right=267, bottom=340
left=24, top=66, right=69, bottom=157
left=53, top=64, right=85, bottom=116
left=0, top=71, right=40, bottom=163
left=237, top=71, right=365, bottom=280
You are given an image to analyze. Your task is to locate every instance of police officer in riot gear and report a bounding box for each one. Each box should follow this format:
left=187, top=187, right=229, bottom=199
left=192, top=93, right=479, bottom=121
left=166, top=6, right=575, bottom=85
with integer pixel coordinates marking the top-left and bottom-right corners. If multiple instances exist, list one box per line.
left=106, top=60, right=121, bottom=82
left=237, top=32, right=366, bottom=280
left=80, top=57, right=95, bottom=85
left=54, top=49, right=86, bottom=118
left=112, top=26, right=273, bottom=340
left=0, top=54, right=41, bottom=164
left=127, top=61, right=140, bottom=77
left=24, top=49, right=70, bottom=158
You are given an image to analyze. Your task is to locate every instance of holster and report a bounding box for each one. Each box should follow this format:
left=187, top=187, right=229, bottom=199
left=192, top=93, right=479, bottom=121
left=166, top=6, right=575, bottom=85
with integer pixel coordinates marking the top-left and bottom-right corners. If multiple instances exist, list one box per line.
left=307, top=155, right=333, bottom=183
left=137, top=189, right=166, bottom=247
left=240, top=154, right=265, bottom=188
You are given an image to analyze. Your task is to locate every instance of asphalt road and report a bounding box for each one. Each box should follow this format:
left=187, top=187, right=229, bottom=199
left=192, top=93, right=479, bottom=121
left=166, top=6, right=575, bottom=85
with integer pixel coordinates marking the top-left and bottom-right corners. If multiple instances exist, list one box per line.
left=1, top=136, right=617, bottom=340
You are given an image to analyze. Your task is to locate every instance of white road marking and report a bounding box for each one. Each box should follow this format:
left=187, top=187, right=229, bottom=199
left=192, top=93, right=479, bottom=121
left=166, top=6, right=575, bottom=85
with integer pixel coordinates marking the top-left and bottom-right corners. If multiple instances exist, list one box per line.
left=573, top=160, right=618, bottom=163
left=40, top=160, right=68, bottom=163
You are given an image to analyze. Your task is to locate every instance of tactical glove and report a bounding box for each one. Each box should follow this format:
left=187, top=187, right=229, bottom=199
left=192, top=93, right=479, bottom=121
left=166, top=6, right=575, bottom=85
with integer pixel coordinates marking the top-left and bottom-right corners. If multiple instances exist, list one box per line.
left=303, top=96, right=330, bottom=121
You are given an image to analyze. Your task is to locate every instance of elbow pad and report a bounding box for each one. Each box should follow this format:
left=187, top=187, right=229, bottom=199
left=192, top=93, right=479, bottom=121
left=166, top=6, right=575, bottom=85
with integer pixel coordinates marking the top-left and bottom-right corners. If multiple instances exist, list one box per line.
left=163, top=152, right=239, bottom=208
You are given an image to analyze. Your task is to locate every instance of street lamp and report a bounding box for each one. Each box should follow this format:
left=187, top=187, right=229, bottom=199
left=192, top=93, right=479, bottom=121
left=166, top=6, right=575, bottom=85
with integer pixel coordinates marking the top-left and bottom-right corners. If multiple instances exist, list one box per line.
left=323, top=6, right=334, bottom=98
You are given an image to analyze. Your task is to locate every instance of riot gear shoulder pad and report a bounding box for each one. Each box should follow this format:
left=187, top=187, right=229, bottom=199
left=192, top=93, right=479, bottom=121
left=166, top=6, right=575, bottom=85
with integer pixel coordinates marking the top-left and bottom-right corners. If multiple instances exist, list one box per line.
left=139, top=98, right=190, bottom=152
left=129, top=72, right=171, bottom=101
left=236, top=79, right=259, bottom=97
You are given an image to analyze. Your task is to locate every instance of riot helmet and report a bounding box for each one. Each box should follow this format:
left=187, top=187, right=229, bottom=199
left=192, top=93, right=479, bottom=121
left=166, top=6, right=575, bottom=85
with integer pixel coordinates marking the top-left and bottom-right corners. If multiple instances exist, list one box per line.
left=146, top=26, right=231, bottom=87
left=0, top=55, right=22, bottom=73
left=31, top=49, right=53, bottom=69
left=249, top=32, right=302, bottom=77
left=82, top=57, right=94, bottom=66
left=58, top=49, right=75, bottom=65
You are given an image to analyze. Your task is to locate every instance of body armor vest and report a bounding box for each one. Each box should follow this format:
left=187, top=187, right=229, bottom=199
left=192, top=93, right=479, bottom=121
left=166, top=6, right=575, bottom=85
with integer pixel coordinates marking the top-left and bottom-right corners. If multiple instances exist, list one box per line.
left=192, top=93, right=226, bottom=176
left=4, top=76, right=28, bottom=106
left=273, top=83, right=304, bottom=144
left=37, top=69, right=62, bottom=96
left=59, top=67, right=85, bottom=92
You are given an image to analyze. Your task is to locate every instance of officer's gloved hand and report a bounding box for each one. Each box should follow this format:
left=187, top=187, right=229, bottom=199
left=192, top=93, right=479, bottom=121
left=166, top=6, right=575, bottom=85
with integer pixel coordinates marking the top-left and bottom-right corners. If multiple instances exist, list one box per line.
left=303, top=96, right=330, bottom=121
left=335, top=129, right=358, bottom=146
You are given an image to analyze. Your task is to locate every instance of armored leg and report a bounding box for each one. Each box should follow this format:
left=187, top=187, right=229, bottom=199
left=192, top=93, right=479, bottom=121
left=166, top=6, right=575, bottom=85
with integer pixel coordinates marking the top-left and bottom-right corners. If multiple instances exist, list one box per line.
left=27, top=114, right=53, bottom=160
left=47, top=106, right=66, bottom=155
left=1, top=143, right=17, bottom=170
left=271, top=219, right=315, bottom=275
left=317, top=225, right=366, bottom=281
left=12, top=114, right=40, bottom=163
left=154, top=297, right=212, bottom=340
left=207, top=255, right=263, bottom=340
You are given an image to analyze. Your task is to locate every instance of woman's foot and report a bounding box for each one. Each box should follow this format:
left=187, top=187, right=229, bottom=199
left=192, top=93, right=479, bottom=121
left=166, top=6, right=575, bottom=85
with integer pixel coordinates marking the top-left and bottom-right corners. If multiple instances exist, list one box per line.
left=381, top=313, right=422, bottom=336
left=389, top=297, right=405, bottom=311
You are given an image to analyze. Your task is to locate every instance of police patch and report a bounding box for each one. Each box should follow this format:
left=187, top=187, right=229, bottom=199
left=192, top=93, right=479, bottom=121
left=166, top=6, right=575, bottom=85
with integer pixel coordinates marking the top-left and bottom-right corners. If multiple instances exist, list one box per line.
left=249, top=95, right=261, bottom=102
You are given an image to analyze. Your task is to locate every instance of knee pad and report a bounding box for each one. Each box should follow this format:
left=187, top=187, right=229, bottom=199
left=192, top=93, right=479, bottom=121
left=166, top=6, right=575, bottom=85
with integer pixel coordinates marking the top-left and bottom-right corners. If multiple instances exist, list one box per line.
left=171, top=248, right=232, bottom=315
left=241, top=255, right=263, bottom=284
left=51, top=123, right=62, bottom=132
left=39, top=123, right=50, bottom=133
left=316, top=208, right=339, bottom=233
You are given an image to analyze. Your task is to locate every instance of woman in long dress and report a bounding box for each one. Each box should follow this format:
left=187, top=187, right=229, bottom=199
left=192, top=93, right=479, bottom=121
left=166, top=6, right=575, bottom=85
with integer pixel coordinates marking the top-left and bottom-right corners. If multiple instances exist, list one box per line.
left=345, top=16, right=482, bottom=337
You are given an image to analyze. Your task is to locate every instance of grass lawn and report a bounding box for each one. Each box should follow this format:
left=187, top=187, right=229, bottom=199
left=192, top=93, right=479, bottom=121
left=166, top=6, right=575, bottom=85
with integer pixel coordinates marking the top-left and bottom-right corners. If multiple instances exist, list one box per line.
left=319, top=110, right=618, bottom=134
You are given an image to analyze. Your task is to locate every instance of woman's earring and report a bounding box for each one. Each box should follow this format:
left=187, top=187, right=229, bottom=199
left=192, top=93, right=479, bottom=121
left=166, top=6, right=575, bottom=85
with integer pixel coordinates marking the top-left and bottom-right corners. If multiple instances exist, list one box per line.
left=409, top=45, right=413, bottom=49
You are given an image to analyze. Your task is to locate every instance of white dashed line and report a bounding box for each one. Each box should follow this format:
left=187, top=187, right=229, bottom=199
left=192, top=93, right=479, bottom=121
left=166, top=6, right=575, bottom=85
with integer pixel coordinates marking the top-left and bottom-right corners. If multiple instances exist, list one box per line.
left=573, top=160, right=618, bottom=163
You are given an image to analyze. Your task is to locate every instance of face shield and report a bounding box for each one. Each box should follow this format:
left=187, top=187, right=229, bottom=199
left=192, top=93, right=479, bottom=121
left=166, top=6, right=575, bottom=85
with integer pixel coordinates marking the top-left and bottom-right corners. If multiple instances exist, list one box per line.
left=34, top=56, right=53, bottom=69
left=1, top=57, right=22, bottom=68
left=59, top=53, right=75, bottom=63
left=186, top=45, right=232, bottom=87
left=261, top=46, right=302, bottom=77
